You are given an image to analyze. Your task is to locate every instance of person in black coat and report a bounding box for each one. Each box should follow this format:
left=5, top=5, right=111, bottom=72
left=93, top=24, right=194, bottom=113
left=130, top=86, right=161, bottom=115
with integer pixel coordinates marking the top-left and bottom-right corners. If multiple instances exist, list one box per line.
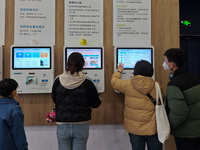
left=52, top=52, right=101, bottom=150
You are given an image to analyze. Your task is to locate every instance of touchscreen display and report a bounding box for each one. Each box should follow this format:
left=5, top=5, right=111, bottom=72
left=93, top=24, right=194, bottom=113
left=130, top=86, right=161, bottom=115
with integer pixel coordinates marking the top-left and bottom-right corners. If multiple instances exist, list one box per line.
left=12, top=47, right=51, bottom=69
left=65, top=47, right=102, bottom=69
left=117, top=48, right=153, bottom=69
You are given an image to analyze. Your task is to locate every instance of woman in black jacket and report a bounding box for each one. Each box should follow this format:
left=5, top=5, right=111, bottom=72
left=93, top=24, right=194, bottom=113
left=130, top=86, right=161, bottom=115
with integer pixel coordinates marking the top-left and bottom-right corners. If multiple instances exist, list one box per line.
left=52, top=52, right=101, bottom=150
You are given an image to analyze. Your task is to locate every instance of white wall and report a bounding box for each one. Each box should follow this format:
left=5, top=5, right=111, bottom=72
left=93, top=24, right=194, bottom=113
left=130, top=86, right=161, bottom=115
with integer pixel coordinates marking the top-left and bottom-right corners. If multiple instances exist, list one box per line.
left=25, top=125, right=132, bottom=150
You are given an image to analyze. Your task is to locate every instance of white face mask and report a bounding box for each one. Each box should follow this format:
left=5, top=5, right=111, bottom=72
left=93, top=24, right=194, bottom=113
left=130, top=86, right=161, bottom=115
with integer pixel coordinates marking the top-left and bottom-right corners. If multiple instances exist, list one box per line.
left=163, top=61, right=170, bottom=71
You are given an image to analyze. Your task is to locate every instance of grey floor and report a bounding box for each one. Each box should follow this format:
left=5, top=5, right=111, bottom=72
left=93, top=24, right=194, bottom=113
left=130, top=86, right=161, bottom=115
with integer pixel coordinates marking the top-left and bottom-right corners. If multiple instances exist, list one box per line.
left=25, top=125, right=132, bottom=150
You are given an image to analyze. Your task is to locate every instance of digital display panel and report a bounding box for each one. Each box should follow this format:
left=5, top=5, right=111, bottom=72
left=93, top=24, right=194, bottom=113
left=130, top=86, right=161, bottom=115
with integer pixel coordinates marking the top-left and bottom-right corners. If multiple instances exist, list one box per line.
left=65, top=47, right=102, bottom=69
left=12, top=47, right=51, bottom=69
left=117, top=48, right=153, bottom=69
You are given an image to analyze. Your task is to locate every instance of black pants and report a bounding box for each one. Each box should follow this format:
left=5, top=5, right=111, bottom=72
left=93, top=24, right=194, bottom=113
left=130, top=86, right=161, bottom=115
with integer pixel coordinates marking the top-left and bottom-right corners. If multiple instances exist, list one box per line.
left=175, top=136, right=200, bottom=150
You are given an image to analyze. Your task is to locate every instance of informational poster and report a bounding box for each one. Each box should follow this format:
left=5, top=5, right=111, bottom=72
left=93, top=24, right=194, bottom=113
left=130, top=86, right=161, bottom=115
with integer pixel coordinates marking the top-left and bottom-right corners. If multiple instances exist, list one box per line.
left=65, top=0, right=103, bottom=46
left=113, top=0, right=151, bottom=46
left=14, top=0, right=55, bottom=45
left=0, top=0, right=5, bottom=45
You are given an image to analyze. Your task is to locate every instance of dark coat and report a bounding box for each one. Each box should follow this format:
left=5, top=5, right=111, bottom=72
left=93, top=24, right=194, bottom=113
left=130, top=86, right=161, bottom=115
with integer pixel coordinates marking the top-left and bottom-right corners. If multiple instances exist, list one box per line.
left=52, top=76, right=101, bottom=122
left=166, top=67, right=200, bottom=138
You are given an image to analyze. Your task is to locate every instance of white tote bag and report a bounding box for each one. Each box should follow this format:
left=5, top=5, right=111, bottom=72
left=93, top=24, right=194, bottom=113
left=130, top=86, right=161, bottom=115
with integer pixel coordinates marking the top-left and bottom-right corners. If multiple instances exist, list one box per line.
left=155, top=82, right=170, bottom=143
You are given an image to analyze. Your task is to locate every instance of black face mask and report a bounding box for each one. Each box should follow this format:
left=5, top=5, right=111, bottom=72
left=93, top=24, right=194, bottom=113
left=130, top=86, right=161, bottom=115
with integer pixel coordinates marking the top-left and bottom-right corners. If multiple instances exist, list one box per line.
left=169, top=73, right=173, bottom=80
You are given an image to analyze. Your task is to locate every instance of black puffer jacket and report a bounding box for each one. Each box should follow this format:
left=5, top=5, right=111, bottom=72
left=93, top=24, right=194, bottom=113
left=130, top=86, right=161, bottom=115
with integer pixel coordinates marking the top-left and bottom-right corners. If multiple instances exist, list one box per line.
left=52, top=71, right=101, bottom=122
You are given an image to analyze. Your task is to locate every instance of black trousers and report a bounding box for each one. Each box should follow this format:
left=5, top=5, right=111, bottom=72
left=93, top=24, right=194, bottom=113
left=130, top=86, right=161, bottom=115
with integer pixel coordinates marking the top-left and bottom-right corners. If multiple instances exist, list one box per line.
left=175, top=136, right=200, bottom=150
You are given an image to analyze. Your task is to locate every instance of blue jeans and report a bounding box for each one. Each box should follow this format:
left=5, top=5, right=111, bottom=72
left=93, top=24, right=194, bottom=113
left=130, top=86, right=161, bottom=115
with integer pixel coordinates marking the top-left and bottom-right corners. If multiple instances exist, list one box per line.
left=57, top=123, right=89, bottom=150
left=128, top=133, right=162, bottom=150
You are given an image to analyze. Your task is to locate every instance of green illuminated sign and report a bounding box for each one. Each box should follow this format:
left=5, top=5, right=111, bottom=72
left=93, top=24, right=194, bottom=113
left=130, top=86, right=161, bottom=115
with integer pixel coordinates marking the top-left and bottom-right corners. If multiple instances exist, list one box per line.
left=181, top=20, right=192, bottom=26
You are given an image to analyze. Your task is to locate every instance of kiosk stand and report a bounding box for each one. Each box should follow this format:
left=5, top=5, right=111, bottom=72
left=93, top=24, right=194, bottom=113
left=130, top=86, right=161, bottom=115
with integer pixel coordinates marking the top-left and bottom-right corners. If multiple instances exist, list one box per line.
left=10, top=45, right=54, bottom=94
left=64, top=46, right=105, bottom=93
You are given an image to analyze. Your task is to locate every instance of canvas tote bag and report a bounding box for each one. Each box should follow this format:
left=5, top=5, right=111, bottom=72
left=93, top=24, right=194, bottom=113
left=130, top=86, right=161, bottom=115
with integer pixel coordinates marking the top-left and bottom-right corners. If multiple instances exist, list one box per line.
left=155, top=82, right=170, bottom=143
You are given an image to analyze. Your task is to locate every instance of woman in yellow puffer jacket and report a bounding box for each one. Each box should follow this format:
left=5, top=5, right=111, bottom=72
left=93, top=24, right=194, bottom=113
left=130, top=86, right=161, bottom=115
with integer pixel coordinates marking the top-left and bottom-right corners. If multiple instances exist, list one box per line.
left=111, top=60, right=162, bottom=150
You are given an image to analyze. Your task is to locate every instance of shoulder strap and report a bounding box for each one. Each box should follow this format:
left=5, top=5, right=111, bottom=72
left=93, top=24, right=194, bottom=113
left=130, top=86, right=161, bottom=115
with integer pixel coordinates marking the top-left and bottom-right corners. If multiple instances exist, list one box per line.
left=155, top=82, right=164, bottom=105
left=146, top=93, right=156, bottom=105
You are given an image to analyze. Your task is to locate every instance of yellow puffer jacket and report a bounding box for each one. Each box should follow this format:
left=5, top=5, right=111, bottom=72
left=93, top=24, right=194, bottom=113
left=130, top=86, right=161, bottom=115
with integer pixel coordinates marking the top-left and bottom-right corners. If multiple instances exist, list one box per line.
left=111, top=72, right=157, bottom=135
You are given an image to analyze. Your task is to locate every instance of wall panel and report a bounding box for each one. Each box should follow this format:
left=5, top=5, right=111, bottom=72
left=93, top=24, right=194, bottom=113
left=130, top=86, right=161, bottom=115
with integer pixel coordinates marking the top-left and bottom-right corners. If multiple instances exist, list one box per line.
left=4, top=1, right=179, bottom=149
left=3, top=0, right=179, bottom=149
left=151, top=2, right=179, bottom=150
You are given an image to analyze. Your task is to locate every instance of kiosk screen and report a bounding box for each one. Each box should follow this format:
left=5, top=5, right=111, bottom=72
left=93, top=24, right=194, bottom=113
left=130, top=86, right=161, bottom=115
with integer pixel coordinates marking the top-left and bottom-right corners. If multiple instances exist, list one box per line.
left=12, top=47, right=51, bottom=69
left=65, top=47, right=102, bottom=69
left=117, top=48, right=153, bottom=69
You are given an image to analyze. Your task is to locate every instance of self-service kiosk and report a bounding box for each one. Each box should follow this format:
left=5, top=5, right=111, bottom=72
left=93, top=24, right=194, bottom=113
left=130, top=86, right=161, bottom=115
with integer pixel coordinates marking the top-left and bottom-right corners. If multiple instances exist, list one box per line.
left=64, top=46, right=104, bottom=93
left=0, top=46, right=3, bottom=80
left=114, top=46, right=155, bottom=80
left=10, top=45, right=54, bottom=94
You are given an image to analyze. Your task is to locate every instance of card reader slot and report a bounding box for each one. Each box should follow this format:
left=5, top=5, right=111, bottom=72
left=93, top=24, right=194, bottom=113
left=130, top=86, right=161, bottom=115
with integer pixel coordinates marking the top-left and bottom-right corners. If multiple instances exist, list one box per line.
left=29, top=73, right=35, bottom=75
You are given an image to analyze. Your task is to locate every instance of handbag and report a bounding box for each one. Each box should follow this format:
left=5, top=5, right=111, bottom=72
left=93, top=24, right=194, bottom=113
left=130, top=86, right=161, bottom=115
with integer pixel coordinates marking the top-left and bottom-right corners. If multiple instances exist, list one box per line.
left=147, top=82, right=170, bottom=143
left=46, top=109, right=56, bottom=123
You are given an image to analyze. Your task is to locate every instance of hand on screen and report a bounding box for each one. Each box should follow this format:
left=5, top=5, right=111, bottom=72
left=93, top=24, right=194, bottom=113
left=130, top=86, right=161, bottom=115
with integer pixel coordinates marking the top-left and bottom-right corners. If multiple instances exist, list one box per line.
left=117, top=62, right=124, bottom=73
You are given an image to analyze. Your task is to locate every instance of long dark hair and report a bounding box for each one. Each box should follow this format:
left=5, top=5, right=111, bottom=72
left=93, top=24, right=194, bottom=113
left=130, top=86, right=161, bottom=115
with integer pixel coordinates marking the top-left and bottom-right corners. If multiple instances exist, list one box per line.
left=66, top=52, right=85, bottom=74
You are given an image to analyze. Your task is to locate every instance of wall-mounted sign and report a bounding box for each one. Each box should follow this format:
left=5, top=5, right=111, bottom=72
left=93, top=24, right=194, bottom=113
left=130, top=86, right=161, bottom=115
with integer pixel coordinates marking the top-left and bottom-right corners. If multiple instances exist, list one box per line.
left=14, top=0, right=55, bottom=45
left=0, top=0, right=5, bottom=45
left=113, top=0, right=151, bottom=46
left=65, top=0, right=103, bottom=46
